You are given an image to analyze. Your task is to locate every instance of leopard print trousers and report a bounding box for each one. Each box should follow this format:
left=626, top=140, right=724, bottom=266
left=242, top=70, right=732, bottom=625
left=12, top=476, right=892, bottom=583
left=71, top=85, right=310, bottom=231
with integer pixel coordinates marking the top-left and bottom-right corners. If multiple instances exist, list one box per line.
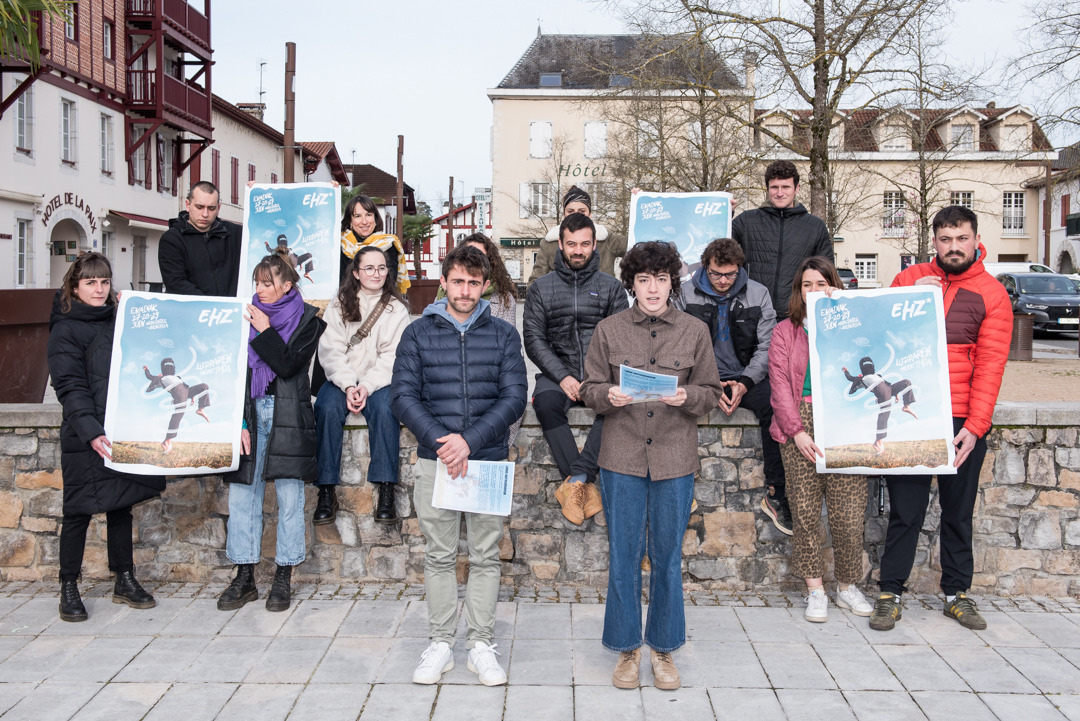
left=779, top=401, right=868, bottom=583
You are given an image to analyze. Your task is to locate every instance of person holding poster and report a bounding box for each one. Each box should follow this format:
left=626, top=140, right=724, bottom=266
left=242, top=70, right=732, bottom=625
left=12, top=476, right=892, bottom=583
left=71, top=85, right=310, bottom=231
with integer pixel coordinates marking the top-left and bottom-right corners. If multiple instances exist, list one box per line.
left=769, top=256, right=874, bottom=623
left=580, top=241, right=723, bottom=691
left=733, top=161, right=832, bottom=320
left=159, top=181, right=243, bottom=296
left=392, top=244, right=527, bottom=686
left=313, top=246, right=409, bottom=525
left=527, top=185, right=627, bottom=284
left=870, top=206, right=1012, bottom=633
left=339, top=195, right=410, bottom=295
left=217, top=248, right=326, bottom=613
left=48, top=253, right=165, bottom=622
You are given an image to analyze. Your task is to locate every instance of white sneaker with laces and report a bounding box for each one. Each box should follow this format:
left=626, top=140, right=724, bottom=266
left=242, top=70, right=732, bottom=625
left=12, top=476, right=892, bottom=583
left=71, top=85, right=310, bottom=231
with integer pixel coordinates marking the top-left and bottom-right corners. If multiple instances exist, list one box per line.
left=835, top=585, right=873, bottom=616
left=805, top=588, right=829, bottom=623
left=467, top=641, right=507, bottom=686
left=412, top=641, right=454, bottom=684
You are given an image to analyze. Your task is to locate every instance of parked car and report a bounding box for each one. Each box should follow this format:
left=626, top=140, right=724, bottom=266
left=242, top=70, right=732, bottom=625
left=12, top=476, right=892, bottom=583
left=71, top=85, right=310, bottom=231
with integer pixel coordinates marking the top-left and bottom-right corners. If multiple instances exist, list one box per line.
left=837, top=268, right=858, bottom=290
left=996, top=272, right=1080, bottom=333
left=985, top=262, right=1080, bottom=285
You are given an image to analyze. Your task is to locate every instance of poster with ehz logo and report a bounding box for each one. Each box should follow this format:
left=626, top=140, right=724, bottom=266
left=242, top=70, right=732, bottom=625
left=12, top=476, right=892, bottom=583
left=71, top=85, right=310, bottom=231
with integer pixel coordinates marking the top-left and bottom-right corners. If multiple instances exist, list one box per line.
left=103, top=291, right=249, bottom=474
left=239, top=182, right=342, bottom=301
left=628, top=191, right=733, bottom=281
left=807, top=286, right=956, bottom=475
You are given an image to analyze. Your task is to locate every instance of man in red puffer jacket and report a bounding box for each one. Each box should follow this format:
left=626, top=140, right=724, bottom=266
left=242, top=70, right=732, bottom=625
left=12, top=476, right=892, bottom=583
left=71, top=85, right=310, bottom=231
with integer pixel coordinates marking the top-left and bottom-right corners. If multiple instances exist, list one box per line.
left=869, top=205, right=1013, bottom=634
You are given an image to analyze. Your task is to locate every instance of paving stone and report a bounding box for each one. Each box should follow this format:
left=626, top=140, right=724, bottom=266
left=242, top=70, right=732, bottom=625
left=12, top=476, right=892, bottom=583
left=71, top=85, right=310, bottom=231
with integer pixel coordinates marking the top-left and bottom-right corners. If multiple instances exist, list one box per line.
left=0, top=682, right=34, bottom=715
left=377, top=636, right=449, bottom=684
left=0, top=597, right=60, bottom=635
left=3, top=681, right=103, bottom=721
left=910, top=691, right=997, bottom=721
left=0, top=634, right=30, bottom=663
left=979, top=692, right=1072, bottom=721
left=684, top=606, right=747, bottom=642
left=160, top=599, right=236, bottom=636
left=216, top=682, right=300, bottom=721
left=514, top=603, right=572, bottom=639
left=873, top=646, right=969, bottom=692
left=503, top=685, right=574, bottom=721
left=0, top=634, right=92, bottom=682
left=996, top=647, right=1080, bottom=694
left=42, top=597, right=130, bottom=636
left=142, top=683, right=237, bottom=721
left=337, top=600, right=408, bottom=637
left=0, top=597, right=28, bottom=621
left=906, top=608, right=988, bottom=647
left=99, top=598, right=190, bottom=636
left=288, top=684, right=372, bottom=721
left=641, top=685, right=714, bottom=720
left=396, top=599, right=440, bottom=637
left=53, top=635, right=151, bottom=682
left=68, top=682, right=169, bottom=721
left=430, top=684, right=506, bottom=721
left=179, top=635, right=271, bottom=683
left=776, top=689, right=857, bottom=720
left=735, top=606, right=808, bottom=643
left=573, top=685, right=645, bottom=720
left=570, top=602, right=605, bottom=640
left=219, top=601, right=295, bottom=636
left=705, top=688, right=784, bottom=717
left=1009, top=611, right=1080, bottom=648
left=244, top=635, right=332, bottom=683
left=309, top=637, right=392, bottom=684
left=692, top=641, right=771, bottom=688
left=843, top=690, right=928, bottom=720
left=114, top=636, right=209, bottom=682
left=934, top=645, right=1040, bottom=693
left=509, top=639, right=571, bottom=685
left=851, top=609, right=928, bottom=646
left=813, top=643, right=903, bottom=691
left=1053, top=695, right=1080, bottom=721
left=798, top=609, right=870, bottom=645
left=572, top=639, right=625, bottom=687
left=277, top=599, right=352, bottom=637
left=972, top=611, right=1046, bottom=647
left=755, top=642, right=836, bottom=689
left=358, top=683, right=436, bottom=720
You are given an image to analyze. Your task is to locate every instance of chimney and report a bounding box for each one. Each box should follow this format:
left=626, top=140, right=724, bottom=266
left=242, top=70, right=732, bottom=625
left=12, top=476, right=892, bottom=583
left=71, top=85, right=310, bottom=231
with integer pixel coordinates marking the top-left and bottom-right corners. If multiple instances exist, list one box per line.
left=236, top=102, right=266, bottom=122
left=743, top=52, right=756, bottom=97
left=986, top=101, right=996, bottom=110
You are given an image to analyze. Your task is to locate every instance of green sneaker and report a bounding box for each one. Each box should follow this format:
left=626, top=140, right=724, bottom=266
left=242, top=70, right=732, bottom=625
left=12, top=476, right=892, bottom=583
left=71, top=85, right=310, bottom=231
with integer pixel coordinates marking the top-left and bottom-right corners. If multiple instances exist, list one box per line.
left=869, top=592, right=902, bottom=631
left=943, top=592, right=987, bottom=630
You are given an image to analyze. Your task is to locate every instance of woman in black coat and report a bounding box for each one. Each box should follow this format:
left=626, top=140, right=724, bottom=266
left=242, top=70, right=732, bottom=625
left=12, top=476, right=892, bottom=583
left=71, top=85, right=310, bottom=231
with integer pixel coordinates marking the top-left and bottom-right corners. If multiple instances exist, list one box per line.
left=47, top=252, right=165, bottom=622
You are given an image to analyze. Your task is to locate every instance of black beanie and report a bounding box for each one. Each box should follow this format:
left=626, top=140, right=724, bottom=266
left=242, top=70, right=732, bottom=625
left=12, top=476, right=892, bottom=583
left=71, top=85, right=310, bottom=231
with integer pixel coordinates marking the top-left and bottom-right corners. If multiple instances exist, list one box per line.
left=563, top=185, right=591, bottom=211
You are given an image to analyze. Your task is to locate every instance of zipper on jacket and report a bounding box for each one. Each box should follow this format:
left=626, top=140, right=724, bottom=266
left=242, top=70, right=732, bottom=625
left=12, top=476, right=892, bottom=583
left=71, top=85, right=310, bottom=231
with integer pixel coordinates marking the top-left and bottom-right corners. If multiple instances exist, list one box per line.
left=771, top=209, right=785, bottom=302
left=573, top=271, right=585, bottom=379
left=459, top=331, right=470, bottom=427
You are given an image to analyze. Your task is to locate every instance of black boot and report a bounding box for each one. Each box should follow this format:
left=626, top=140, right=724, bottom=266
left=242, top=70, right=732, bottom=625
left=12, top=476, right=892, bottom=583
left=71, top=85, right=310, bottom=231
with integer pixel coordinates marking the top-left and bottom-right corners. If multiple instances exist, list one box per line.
left=265, top=564, right=292, bottom=612
left=313, top=485, right=339, bottom=526
left=59, top=578, right=88, bottom=622
left=217, top=563, right=258, bottom=611
left=375, top=483, right=398, bottom=524
left=113, top=569, right=156, bottom=609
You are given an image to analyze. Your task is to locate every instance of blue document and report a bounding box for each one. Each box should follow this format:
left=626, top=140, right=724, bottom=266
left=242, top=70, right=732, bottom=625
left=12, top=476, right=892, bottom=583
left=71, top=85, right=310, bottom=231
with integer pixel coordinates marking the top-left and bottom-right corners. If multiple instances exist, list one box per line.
left=619, top=364, right=679, bottom=403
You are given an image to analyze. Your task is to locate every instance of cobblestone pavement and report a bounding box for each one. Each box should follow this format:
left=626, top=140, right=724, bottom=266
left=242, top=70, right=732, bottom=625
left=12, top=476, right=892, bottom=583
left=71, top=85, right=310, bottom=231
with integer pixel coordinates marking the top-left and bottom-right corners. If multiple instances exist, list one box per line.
left=0, top=582, right=1078, bottom=720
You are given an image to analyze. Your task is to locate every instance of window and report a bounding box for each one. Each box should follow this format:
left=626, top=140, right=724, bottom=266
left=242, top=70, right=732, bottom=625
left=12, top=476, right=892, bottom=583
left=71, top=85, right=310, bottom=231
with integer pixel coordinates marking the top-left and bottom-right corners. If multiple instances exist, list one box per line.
left=99, top=114, right=114, bottom=175
left=881, top=124, right=908, bottom=151
left=156, top=133, right=173, bottom=192
left=230, top=156, right=240, bottom=204
left=15, top=87, right=32, bottom=154
left=882, top=191, right=905, bottom=237
left=583, top=182, right=616, bottom=219
left=828, top=123, right=843, bottom=151
left=64, top=2, right=78, bottom=41
left=950, top=191, right=973, bottom=209
left=100, top=230, right=113, bottom=258
left=211, top=148, right=221, bottom=188
left=61, top=99, right=77, bottom=165
left=1002, top=191, right=1025, bottom=236
left=248, top=163, right=256, bottom=182
left=854, top=254, right=877, bottom=282
left=763, top=123, right=790, bottom=149
left=529, top=121, right=552, bottom=158
left=584, top=121, right=607, bottom=159
left=609, top=74, right=631, bottom=87
left=271, top=172, right=278, bottom=184
left=1061, top=194, right=1071, bottom=227
left=539, top=73, right=562, bottom=87
left=637, top=119, right=659, bottom=158
left=951, top=123, right=975, bottom=151
left=103, top=20, right=114, bottom=60
left=519, top=182, right=555, bottom=218
left=129, top=140, right=147, bottom=186
left=16, top=220, right=32, bottom=288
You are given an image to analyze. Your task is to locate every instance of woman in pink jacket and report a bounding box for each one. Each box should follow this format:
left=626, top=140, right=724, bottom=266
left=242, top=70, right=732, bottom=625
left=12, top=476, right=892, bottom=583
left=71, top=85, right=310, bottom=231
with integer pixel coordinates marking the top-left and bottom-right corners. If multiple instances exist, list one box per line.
left=768, top=256, right=872, bottom=624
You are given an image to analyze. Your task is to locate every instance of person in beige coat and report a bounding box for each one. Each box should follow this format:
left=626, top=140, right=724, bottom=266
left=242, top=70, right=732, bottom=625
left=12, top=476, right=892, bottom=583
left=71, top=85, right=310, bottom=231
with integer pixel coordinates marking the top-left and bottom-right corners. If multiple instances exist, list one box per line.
left=527, top=185, right=627, bottom=285
left=314, top=246, right=410, bottom=524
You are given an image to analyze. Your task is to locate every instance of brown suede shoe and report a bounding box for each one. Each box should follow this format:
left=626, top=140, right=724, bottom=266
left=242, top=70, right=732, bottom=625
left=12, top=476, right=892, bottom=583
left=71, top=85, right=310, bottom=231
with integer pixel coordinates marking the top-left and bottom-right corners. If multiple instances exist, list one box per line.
left=582, top=482, right=603, bottom=519
left=554, top=478, right=586, bottom=525
left=650, top=649, right=681, bottom=690
left=612, top=648, right=640, bottom=689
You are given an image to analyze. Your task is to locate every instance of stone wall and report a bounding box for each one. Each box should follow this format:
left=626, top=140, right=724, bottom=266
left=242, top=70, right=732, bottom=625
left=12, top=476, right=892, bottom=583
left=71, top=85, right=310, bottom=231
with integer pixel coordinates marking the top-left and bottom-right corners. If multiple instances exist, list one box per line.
left=1, top=402, right=1078, bottom=596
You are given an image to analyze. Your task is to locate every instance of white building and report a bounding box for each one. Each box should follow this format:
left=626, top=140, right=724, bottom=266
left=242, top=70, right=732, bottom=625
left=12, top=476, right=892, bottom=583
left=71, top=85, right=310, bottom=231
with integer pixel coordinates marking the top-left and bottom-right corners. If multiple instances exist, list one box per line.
left=1029, top=143, right=1080, bottom=275
left=423, top=198, right=495, bottom=281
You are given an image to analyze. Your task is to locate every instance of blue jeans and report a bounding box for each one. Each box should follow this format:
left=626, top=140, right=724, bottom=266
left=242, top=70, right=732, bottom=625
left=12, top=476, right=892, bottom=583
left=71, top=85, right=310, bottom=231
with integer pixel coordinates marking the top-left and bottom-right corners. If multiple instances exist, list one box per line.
left=314, top=383, right=400, bottom=486
left=226, top=396, right=306, bottom=566
left=598, top=468, right=694, bottom=653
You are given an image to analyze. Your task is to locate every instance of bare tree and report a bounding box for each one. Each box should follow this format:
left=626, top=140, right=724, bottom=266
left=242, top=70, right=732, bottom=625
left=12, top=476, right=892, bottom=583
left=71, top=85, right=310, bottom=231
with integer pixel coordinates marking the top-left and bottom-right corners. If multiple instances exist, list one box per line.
left=501, top=131, right=575, bottom=240
left=1018, top=0, right=1080, bottom=143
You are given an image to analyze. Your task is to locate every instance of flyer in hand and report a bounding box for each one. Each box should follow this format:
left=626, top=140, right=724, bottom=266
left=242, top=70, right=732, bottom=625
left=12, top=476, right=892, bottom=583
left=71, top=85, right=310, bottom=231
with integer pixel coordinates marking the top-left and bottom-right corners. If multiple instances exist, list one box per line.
left=619, top=364, right=679, bottom=403
left=432, top=460, right=515, bottom=516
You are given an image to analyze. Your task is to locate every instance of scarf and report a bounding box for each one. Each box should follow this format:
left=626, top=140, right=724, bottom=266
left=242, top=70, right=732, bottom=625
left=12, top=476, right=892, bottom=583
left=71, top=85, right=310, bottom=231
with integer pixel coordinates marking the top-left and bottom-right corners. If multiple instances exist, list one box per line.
left=340, top=230, right=412, bottom=295
left=248, top=288, right=305, bottom=398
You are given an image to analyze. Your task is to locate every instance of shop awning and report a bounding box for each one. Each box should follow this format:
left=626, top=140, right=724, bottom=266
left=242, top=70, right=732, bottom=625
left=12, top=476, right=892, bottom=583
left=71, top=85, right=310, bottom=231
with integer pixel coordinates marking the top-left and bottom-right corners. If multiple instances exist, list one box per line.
left=109, top=211, right=170, bottom=232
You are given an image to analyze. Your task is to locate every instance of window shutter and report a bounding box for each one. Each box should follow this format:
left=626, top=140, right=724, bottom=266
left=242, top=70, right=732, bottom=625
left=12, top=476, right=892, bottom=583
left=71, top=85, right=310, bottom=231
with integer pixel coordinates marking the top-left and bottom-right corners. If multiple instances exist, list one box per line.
left=171, top=139, right=180, bottom=195
left=128, top=137, right=136, bottom=186
left=519, top=182, right=530, bottom=218
left=529, top=121, right=552, bottom=158
left=143, top=140, right=152, bottom=189
left=584, top=122, right=607, bottom=158
left=156, top=133, right=165, bottom=191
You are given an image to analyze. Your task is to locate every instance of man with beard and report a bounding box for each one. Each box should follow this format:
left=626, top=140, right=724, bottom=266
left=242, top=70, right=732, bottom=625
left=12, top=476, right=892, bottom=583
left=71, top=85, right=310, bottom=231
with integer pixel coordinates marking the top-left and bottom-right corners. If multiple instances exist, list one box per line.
left=523, top=212, right=628, bottom=524
left=869, top=205, right=1012, bottom=633
left=392, top=244, right=527, bottom=686
left=159, top=181, right=243, bottom=296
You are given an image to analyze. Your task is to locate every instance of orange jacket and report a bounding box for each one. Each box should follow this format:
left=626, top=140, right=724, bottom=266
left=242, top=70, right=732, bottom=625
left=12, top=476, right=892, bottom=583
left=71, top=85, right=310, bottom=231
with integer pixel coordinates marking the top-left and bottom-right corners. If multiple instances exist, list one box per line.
left=891, top=244, right=1012, bottom=438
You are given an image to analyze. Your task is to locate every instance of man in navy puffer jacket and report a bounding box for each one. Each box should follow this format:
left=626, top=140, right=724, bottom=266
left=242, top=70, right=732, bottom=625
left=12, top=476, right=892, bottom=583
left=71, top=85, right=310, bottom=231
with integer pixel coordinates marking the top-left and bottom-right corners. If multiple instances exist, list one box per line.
left=392, top=244, right=527, bottom=686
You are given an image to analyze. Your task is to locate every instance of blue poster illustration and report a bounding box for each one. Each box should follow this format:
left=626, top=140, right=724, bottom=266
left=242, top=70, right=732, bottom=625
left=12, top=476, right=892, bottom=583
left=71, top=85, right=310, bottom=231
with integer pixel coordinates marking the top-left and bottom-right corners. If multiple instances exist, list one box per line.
left=239, top=182, right=341, bottom=301
left=807, top=286, right=955, bottom=475
left=628, top=191, right=733, bottom=279
left=104, top=291, right=249, bottom=475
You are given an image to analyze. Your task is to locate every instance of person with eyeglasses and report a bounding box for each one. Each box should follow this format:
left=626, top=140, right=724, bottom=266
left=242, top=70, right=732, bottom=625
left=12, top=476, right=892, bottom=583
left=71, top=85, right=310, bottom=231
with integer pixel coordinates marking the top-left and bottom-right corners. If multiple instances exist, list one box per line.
left=676, top=238, right=790, bottom=535
left=313, top=246, right=410, bottom=524
left=339, top=195, right=410, bottom=295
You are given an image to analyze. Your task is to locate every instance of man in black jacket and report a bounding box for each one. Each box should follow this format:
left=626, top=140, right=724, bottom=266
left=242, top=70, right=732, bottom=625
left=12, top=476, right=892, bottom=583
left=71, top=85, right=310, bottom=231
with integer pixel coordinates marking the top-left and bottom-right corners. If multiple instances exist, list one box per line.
left=523, top=213, right=628, bottom=524
left=159, top=181, right=243, bottom=296
left=733, top=160, right=833, bottom=319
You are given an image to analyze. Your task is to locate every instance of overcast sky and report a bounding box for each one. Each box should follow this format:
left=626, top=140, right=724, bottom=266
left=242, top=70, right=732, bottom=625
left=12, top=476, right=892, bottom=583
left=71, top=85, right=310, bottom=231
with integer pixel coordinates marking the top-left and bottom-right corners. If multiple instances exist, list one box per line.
left=212, top=0, right=1051, bottom=211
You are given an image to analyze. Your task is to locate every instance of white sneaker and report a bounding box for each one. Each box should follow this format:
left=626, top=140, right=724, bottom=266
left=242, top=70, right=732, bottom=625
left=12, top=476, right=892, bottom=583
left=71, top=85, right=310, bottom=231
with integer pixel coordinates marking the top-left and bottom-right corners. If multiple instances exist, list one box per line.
left=467, top=641, right=507, bottom=686
left=412, top=641, right=454, bottom=684
left=805, top=588, right=828, bottom=623
left=835, top=585, right=873, bottom=617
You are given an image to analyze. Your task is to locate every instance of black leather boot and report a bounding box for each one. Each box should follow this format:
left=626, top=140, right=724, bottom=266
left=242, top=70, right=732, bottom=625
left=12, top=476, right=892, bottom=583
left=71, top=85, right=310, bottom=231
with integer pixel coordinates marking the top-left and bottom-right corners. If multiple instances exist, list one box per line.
left=265, top=564, right=292, bottom=612
left=113, top=569, right=156, bottom=609
left=313, top=485, right=339, bottom=526
left=375, top=483, right=398, bottom=524
left=217, top=563, right=258, bottom=611
left=59, top=578, right=88, bottom=622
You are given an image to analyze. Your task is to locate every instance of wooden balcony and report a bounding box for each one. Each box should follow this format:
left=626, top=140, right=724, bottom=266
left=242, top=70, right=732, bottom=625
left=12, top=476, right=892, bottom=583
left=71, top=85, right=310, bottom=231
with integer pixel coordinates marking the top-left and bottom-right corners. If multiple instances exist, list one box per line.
left=126, top=0, right=211, bottom=55
left=127, top=69, right=211, bottom=136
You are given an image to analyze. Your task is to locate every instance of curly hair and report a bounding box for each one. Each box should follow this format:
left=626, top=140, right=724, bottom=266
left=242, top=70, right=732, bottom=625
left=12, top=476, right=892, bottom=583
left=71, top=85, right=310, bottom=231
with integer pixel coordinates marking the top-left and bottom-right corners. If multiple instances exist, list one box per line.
left=442, top=243, right=490, bottom=282
left=336, top=246, right=404, bottom=323
left=619, top=241, right=683, bottom=294
left=459, top=233, right=516, bottom=305
left=764, top=159, right=800, bottom=187
left=699, top=237, right=744, bottom=269
left=60, top=252, right=116, bottom=312
left=786, top=256, right=842, bottom=326
left=253, top=246, right=302, bottom=293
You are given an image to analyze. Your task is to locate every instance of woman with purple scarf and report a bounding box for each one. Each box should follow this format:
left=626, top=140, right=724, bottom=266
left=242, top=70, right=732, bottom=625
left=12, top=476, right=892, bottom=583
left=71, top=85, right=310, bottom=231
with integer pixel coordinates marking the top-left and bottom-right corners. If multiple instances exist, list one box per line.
left=218, top=247, right=325, bottom=613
